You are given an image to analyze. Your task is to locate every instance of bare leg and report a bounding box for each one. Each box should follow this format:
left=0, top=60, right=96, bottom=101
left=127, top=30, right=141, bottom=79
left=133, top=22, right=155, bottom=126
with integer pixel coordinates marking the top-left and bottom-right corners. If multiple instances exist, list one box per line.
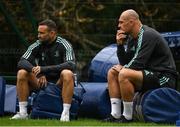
left=107, top=66, right=122, bottom=119
left=17, top=69, right=38, bottom=102
left=118, top=68, right=143, bottom=120
left=57, top=69, right=74, bottom=104
left=57, top=69, right=74, bottom=122
left=11, top=69, right=38, bottom=119
left=108, top=67, right=121, bottom=98
left=118, top=68, right=143, bottom=101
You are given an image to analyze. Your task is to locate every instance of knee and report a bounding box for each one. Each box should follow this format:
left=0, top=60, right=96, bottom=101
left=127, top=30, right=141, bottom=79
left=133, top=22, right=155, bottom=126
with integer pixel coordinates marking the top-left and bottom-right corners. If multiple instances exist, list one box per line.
left=17, top=69, right=28, bottom=79
left=60, top=69, right=74, bottom=81
left=107, top=68, right=117, bottom=78
left=118, top=69, right=128, bottom=82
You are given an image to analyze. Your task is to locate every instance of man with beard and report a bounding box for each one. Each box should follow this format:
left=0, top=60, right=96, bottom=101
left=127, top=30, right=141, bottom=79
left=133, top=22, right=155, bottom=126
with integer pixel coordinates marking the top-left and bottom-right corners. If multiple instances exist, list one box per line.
left=11, top=19, right=76, bottom=122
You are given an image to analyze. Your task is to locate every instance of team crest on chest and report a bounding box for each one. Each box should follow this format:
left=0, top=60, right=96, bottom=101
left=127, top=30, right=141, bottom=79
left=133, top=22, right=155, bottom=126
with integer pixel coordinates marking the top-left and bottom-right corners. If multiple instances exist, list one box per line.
left=54, top=50, right=59, bottom=57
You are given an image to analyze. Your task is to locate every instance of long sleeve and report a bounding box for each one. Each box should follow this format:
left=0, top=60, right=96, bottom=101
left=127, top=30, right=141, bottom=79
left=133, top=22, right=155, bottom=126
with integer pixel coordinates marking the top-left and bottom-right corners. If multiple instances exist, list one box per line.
left=17, top=41, right=40, bottom=72
left=118, top=25, right=177, bottom=78
left=21, top=41, right=40, bottom=63
left=124, top=29, right=159, bottom=70
left=17, top=58, right=34, bottom=72
left=40, top=37, right=76, bottom=74
left=117, top=44, right=134, bottom=65
left=41, top=61, right=75, bottom=73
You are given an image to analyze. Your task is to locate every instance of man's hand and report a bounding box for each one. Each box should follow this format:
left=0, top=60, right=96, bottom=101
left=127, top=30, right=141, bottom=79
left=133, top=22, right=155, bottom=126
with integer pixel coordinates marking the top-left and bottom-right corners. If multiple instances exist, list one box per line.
left=116, top=30, right=128, bottom=45
left=32, top=66, right=41, bottom=76
left=112, top=64, right=123, bottom=72
left=37, top=75, right=47, bottom=88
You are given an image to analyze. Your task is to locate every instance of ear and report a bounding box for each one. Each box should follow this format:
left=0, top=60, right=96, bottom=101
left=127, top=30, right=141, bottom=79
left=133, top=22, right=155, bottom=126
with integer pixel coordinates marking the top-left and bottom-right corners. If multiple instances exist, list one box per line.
left=50, top=31, right=56, bottom=36
left=129, top=19, right=134, bottom=24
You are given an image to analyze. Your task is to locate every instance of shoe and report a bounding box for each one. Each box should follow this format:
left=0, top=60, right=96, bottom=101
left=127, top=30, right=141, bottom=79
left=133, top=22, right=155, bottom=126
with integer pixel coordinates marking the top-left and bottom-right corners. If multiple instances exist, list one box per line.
left=10, top=112, right=28, bottom=120
left=60, top=112, right=70, bottom=122
left=118, top=115, right=133, bottom=123
left=103, top=114, right=121, bottom=122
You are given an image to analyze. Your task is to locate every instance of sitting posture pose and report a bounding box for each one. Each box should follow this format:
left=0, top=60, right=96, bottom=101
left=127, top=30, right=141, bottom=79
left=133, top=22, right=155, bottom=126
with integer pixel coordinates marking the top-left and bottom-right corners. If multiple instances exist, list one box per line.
left=104, top=9, right=177, bottom=123
left=11, top=19, right=76, bottom=122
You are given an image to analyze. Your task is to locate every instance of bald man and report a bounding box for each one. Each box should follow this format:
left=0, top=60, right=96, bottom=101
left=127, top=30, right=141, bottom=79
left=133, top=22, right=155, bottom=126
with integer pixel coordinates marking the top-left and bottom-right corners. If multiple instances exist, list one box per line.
left=104, top=9, right=177, bottom=123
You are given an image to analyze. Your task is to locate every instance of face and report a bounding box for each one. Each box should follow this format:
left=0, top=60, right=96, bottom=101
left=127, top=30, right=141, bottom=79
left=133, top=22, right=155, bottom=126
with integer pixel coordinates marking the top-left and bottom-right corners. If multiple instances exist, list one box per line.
left=118, top=14, right=133, bottom=34
left=38, top=25, right=53, bottom=44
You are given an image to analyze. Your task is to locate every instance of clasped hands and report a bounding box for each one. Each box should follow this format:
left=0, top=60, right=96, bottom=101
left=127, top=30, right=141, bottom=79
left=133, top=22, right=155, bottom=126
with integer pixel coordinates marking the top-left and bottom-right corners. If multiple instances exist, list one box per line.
left=32, top=66, right=47, bottom=88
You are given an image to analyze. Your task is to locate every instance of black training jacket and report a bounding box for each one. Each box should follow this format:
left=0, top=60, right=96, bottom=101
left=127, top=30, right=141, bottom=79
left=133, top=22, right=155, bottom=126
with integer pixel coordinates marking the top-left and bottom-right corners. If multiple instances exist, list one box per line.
left=117, top=25, right=177, bottom=77
left=18, top=36, right=76, bottom=82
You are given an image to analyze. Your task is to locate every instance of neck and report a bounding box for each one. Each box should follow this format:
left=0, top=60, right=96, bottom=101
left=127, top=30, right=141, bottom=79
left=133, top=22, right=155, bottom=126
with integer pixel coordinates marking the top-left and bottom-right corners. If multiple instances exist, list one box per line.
left=131, top=21, right=142, bottom=39
left=49, top=35, right=57, bottom=44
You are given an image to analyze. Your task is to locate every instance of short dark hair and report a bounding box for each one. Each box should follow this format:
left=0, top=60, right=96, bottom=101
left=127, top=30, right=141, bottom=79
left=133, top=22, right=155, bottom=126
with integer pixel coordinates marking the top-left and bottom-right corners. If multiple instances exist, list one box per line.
left=38, top=19, right=57, bottom=32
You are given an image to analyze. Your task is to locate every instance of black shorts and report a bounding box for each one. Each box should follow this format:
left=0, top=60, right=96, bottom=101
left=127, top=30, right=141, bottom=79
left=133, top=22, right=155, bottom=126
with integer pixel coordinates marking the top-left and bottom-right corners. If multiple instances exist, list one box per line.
left=141, top=70, right=176, bottom=92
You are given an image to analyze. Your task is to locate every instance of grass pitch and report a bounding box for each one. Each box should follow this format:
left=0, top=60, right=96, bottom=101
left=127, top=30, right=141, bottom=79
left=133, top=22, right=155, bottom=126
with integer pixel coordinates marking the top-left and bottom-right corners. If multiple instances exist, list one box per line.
left=0, top=116, right=175, bottom=126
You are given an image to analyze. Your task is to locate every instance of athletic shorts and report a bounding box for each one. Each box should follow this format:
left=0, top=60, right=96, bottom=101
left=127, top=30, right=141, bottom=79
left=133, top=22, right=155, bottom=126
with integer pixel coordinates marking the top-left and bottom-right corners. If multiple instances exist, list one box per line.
left=141, top=70, right=176, bottom=92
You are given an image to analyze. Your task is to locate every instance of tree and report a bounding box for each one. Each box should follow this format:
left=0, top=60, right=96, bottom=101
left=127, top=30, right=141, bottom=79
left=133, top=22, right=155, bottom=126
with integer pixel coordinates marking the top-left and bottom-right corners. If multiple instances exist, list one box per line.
left=0, top=0, right=179, bottom=80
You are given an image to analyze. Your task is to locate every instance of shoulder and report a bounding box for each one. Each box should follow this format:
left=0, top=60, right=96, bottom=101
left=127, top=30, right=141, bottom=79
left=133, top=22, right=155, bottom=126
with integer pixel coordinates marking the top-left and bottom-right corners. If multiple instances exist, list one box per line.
left=56, top=36, right=73, bottom=49
left=142, top=25, right=164, bottom=42
left=27, top=40, right=41, bottom=50
left=143, top=25, right=160, bottom=38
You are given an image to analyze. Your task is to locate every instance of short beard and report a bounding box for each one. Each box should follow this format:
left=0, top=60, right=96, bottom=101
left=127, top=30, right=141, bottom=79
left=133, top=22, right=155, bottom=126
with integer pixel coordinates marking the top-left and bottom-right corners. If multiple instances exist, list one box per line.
left=39, top=39, right=51, bottom=44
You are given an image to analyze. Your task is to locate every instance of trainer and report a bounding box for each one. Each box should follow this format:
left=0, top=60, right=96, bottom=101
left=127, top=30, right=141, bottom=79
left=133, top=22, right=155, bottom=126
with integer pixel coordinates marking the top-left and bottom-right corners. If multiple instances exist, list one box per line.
left=11, top=19, right=76, bottom=122
left=104, top=9, right=177, bottom=123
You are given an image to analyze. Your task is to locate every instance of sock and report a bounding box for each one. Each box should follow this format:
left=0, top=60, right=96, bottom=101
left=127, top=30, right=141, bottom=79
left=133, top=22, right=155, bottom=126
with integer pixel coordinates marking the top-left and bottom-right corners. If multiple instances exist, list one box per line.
left=19, top=102, right=28, bottom=114
left=62, top=103, right=71, bottom=114
left=122, top=101, right=133, bottom=120
left=110, top=98, right=121, bottom=119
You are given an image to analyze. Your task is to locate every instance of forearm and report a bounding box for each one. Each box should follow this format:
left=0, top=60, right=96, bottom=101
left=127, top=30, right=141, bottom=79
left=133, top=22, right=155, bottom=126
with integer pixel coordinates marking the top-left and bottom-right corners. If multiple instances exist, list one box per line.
left=117, top=45, right=130, bottom=65
left=41, top=61, right=76, bottom=73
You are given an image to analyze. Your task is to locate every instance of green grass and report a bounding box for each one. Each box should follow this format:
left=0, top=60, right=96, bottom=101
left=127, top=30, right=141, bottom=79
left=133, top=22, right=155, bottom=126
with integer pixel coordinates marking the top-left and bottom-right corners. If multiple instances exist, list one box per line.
left=0, top=116, right=175, bottom=126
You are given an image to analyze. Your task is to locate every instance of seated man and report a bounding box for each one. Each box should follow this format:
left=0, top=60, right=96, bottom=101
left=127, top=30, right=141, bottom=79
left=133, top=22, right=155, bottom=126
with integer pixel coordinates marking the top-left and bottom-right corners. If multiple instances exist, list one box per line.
left=104, top=9, right=177, bottom=123
left=11, top=19, right=76, bottom=122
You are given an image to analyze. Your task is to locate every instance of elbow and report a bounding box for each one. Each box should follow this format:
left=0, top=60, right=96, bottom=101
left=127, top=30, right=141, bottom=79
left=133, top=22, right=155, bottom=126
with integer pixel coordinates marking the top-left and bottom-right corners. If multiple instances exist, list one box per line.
left=17, top=60, right=23, bottom=69
left=17, top=59, right=33, bottom=72
left=68, top=61, right=76, bottom=71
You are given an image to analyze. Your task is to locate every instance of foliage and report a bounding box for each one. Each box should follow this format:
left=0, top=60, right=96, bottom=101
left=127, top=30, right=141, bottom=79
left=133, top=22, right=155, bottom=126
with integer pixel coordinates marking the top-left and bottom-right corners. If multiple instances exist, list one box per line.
left=0, top=0, right=180, bottom=80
